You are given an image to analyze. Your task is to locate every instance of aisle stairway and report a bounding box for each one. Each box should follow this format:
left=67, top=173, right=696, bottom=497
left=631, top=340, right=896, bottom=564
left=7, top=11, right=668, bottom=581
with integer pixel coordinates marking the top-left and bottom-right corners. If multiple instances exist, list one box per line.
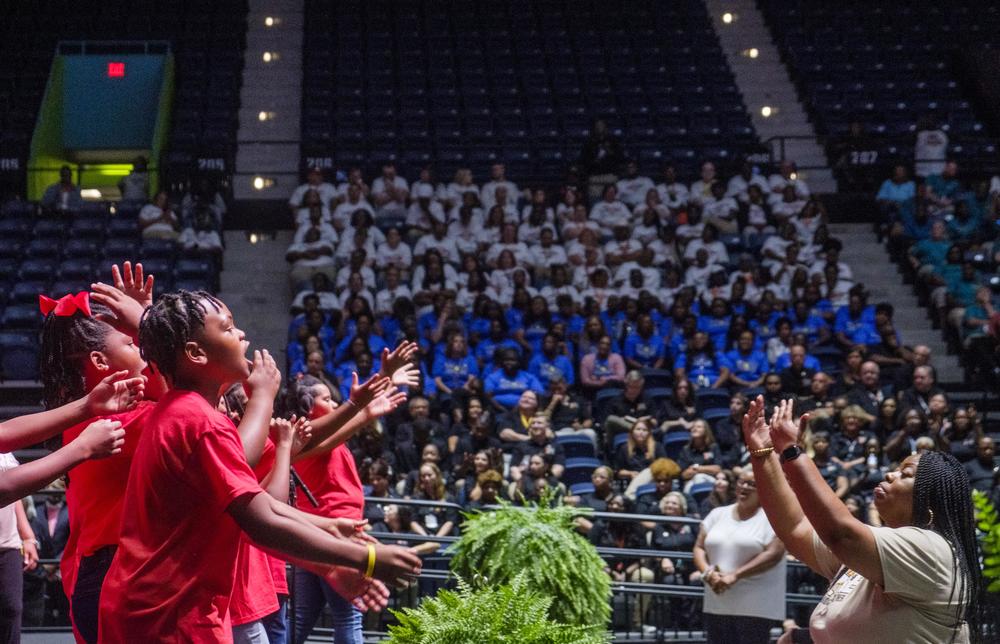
left=218, top=230, right=293, bottom=363
left=829, top=223, right=963, bottom=384
left=704, top=0, right=836, bottom=192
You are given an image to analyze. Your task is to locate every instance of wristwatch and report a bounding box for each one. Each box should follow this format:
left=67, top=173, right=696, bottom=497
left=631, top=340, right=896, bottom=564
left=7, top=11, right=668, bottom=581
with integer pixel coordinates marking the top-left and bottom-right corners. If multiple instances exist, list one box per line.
left=780, top=444, right=804, bottom=464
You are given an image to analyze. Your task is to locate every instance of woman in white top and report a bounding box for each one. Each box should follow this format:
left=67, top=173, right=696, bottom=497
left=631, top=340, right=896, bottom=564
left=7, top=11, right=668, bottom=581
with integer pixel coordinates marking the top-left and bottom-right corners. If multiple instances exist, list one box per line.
left=692, top=468, right=787, bottom=643
left=743, top=397, right=983, bottom=644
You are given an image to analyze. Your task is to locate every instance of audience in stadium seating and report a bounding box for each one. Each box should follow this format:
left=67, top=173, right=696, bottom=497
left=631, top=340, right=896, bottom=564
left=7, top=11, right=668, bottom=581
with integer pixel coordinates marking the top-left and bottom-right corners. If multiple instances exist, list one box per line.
left=40, top=165, right=84, bottom=213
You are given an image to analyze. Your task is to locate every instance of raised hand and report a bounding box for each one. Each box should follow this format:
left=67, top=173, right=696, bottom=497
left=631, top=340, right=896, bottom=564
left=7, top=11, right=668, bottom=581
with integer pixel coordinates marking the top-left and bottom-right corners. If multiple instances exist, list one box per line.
left=389, top=362, right=420, bottom=389
left=348, top=372, right=391, bottom=409
left=245, top=350, right=282, bottom=399
left=769, top=399, right=808, bottom=452
left=289, top=416, right=312, bottom=457
left=112, top=261, right=155, bottom=308
left=367, top=384, right=407, bottom=419
left=90, top=283, right=148, bottom=337
left=85, top=371, right=146, bottom=416
left=74, top=419, right=126, bottom=459
left=380, top=341, right=419, bottom=377
left=741, top=395, right=771, bottom=451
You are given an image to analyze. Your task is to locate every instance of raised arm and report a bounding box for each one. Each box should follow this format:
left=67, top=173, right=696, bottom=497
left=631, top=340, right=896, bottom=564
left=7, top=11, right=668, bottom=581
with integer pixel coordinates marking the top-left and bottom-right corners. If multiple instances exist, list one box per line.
left=236, top=350, right=282, bottom=468
left=0, top=371, right=143, bottom=452
left=768, top=398, right=883, bottom=584
left=742, top=396, right=823, bottom=573
left=0, top=420, right=124, bottom=506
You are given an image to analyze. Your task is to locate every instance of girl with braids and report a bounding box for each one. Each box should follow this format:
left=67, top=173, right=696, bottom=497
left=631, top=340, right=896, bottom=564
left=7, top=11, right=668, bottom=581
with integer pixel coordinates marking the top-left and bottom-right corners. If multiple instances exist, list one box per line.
left=282, top=340, right=417, bottom=644
left=34, top=264, right=166, bottom=644
left=743, top=396, right=989, bottom=643
left=98, top=291, right=422, bottom=642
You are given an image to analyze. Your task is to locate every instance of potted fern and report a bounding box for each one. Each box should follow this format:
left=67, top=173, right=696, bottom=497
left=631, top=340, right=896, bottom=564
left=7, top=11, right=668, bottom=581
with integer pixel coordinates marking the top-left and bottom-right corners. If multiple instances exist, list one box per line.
left=972, top=489, right=1000, bottom=592
left=447, top=495, right=612, bottom=631
left=386, top=575, right=610, bottom=644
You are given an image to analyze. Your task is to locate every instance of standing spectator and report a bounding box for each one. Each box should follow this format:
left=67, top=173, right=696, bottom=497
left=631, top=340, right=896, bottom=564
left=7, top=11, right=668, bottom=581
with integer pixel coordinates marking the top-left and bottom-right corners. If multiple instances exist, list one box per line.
left=0, top=452, right=38, bottom=643
left=40, top=165, right=84, bottom=213
left=578, top=118, right=625, bottom=202
left=692, top=470, right=786, bottom=644
left=117, top=156, right=149, bottom=204
left=656, top=163, right=690, bottom=211
left=24, top=483, right=69, bottom=626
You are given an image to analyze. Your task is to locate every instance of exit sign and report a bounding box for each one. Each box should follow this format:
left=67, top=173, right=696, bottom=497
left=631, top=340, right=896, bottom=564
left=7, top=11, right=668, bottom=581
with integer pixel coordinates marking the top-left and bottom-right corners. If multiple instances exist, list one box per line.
left=107, top=61, right=125, bottom=78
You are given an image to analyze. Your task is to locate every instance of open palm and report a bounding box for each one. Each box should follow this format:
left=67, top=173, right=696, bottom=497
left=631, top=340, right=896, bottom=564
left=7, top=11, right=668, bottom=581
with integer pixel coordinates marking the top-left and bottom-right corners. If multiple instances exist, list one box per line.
left=741, top=395, right=771, bottom=451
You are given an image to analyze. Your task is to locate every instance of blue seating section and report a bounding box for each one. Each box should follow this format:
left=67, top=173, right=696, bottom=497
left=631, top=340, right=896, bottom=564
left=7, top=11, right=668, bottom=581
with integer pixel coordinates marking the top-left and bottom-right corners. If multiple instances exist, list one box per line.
left=301, top=0, right=760, bottom=181
left=0, top=200, right=221, bottom=380
left=759, top=1, right=999, bottom=171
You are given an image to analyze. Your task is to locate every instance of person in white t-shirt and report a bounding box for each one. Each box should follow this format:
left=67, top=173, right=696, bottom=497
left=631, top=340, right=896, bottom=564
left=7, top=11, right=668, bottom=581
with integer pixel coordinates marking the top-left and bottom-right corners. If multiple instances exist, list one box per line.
left=371, top=162, right=409, bottom=219
left=139, top=191, right=180, bottom=240
left=375, top=227, right=413, bottom=273
left=480, top=163, right=519, bottom=211
left=693, top=467, right=786, bottom=643
left=726, top=160, right=771, bottom=204
left=294, top=207, right=338, bottom=247
left=768, top=161, right=810, bottom=204
left=683, top=225, right=729, bottom=266
left=528, top=227, right=568, bottom=280
left=914, top=117, right=948, bottom=178
left=590, top=184, right=632, bottom=236
left=615, top=160, right=656, bottom=209
left=689, top=161, right=718, bottom=207
left=743, top=397, right=980, bottom=644
left=442, top=168, right=480, bottom=210
left=293, top=190, right=332, bottom=227
left=561, top=203, right=602, bottom=242
left=702, top=182, right=739, bottom=234
left=374, top=266, right=413, bottom=316
left=409, top=165, right=444, bottom=203
left=286, top=228, right=336, bottom=285
left=331, top=183, right=374, bottom=231
left=288, top=167, right=338, bottom=214
left=772, top=185, right=807, bottom=223
left=657, top=164, right=690, bottom=211
left=405, top=184, right=446, bottom=234
left=413, top=220, right=460, bottom=265
left=448, top=206, right=483, bottom=256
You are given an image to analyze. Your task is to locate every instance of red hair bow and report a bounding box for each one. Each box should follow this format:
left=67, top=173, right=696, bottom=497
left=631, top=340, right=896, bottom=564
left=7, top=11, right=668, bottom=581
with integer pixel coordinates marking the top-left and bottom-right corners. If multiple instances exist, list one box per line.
left=39, top=292, right=92, bottom=317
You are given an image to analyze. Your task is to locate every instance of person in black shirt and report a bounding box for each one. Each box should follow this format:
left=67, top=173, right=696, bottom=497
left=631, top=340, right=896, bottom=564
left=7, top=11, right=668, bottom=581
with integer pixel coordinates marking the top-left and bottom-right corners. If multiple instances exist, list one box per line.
left=713, top=394, right=746, bottom=468
left=466, top=470, right=505, bottom=511
left=796, top=371, right=834, bottom=415
left=542, top=373, right=596, bottom=446
left=590, top=494, right=654, bottom=630
left=830, top=405, right=876, bottom=470
left=605, top=371, right=657, bottom=437
left=884, top=407, right=931, bottom=464
left=964, top=436, right=998, bottom=493
left=811, top=432, right=849, bottom=498
left=395, top=396, right=449, bottom=473
left=659, top=378, right=699, bottom=432
left=510, top=415, right=566, bottom=481
left=897, top=365, right=945, bottom=416
left=778, top=344, right=816, bottom=397
left=613, top=419, right=667, bottom=483
left=939, top=406, right=983, bottom=463
left=362, top=459, right=400, bottom=528
left=635, top=458, right=683, bottom=516
left=846, top=361, right=893, bottom=417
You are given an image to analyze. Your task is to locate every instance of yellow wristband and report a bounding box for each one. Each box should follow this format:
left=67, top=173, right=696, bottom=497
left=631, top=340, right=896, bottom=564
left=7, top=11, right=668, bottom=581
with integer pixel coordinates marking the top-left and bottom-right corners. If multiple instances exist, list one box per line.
left=364, top=543, right=376, bottom=579
left=750, top=446, right=774, bottom=459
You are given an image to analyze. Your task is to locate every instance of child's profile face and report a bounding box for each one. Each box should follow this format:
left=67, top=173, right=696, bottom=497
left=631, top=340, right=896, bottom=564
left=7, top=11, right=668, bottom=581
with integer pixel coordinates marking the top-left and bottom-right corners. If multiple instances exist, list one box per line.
left=309, top=384, right=335, bottom=419
left=197, top=302, right=251, bottom=383
left=97, top=326, right=147, bottom=378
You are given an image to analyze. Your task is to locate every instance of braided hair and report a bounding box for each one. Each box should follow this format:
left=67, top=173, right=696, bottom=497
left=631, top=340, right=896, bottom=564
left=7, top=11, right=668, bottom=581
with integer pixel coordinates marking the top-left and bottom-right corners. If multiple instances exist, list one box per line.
left=281, top=374, right=323, bottom=419
left=912, top=450, right=990, bottom=642
left=137, top=290, right=221, bottom=382
left=40, top=302, right=114, bottom=409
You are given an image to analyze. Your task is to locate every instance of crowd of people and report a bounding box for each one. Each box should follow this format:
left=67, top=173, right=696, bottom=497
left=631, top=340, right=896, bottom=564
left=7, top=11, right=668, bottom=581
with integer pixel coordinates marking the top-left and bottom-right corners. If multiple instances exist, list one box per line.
left=279, top=157, right=999, bottom=634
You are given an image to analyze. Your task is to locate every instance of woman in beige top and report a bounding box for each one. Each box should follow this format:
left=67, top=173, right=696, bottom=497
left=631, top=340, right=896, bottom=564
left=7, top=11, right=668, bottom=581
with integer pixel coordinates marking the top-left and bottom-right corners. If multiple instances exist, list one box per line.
left=742, top=396, right=984, bottom=644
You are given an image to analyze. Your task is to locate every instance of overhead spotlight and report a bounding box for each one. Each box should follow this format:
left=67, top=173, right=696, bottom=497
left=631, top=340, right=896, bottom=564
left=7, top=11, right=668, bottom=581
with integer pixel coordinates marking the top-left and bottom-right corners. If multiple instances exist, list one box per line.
left=789, top=172, right=798, bottom=181
left=722, top=12, right=735, bottom=24
left=264, top=16, right=277, bottom=27
left=262, top=51, right=278, bottom=63
left=743, top=47, right=759, bottom=59
left=258, top=110, right=275, bottom=122
left=760, top=106, right=774, bottom=117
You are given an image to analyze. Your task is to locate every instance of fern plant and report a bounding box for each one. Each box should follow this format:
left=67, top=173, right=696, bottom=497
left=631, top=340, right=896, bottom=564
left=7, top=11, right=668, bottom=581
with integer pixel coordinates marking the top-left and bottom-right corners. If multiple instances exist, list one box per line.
left=972, top=489, right=1000, bottom=592
left=386, top=575, right=610, bottom=644
left=447, top=494, right=611, bottom=630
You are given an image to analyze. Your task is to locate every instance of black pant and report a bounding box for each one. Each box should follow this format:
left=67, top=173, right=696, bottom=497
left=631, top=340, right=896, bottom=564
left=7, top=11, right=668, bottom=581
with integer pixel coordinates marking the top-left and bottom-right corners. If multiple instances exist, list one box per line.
left=704, top=612, right=774, bottom=644
left=72, top=545, right=116, bottom=644
left=0, top=548, right=23, bottom=644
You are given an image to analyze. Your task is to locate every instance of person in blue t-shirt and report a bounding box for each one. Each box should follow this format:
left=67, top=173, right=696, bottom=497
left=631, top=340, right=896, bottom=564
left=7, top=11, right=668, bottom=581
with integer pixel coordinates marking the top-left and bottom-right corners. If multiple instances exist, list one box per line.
left=622, top=313, right=666, bottom=370
left=432, top=332, right=480, bottom=398
left=528, top=333, right=576, bottom=388
left=517, top=295, right=554, bottom=356
left=697, top=298, right=732, bottom=352
left=724, top=330, right=768, bottom=389
left=748, top=300, right=780, bottom=344
left=790, top=300, right=830, bottom=346
left=475, top=318, right=521, bottom=374
left=674, top=331, right=730, bottom=389
left=484, top=348, right=545, bottom=411
left=552, top=294, right=585, bottom=343
left=834, top=292, right=878, bottom=351
left=333, top=312, right=389, bottom=362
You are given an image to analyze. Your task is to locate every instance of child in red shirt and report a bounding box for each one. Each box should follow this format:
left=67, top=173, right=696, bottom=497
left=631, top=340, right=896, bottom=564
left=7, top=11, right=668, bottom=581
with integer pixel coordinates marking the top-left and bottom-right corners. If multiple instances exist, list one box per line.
left=99, top=291, right=421, bottom=642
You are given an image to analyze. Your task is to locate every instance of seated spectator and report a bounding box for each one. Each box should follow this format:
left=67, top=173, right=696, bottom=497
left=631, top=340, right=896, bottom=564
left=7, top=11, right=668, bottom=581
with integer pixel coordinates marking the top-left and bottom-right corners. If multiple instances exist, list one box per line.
left=41, top=165, right=84, bottom=212
left=442, top=167, right=480, bottom=209
left=293, top=188, right=331, bottom=227
left=590, top=184, right=632, bottom=236
left=409, top=463, right=457, bottom=539
left=831, top=405, right=877, bottom=469
left=480, top=163, right=520, bottom=211
left=616, top=160, right=655, bottom=209
left=180, top=177, right=227, bottom=227
left=660, top=378, right=698, bottom=432
left=925, top=160, right=961, bottom=213
left=963, top=437, right=998, bottom=493
left=684, top=249, right=723, bottom=288
left=449, top=203, right=485, bottom=255
left=288, top=166, right=337, bottom=215
left=486, top=348, right=544, bottom=412
left=543, top=374, right=595, bottom=445
left=846, top=361, right=893, bottom=416
left=510, top=415, right=565, bottom=481
left=689, top=161, right=717, bottom=207
left=613, top=419, right=666, bottom=484
left=178, top=203, right=224, bottom=255
left=510, top=454, right=565, bottom=505
left=632, top=191, right=670, bottom=242
left=138, top=191, right=180, bottom=240
left=413, top=220, right=460, bottom=265
left=796, top=372, right=834, bottom=414
left=579, top=335, right=626, bottom=395
left=767, top=160, right=810, bottom=203
left=702, top=182, right=739, bottom=234
left=656, top=163, right=690, bottom=211
left=361, top=459, right=400, bottom=528
left=590, top=495, right=654, bottom=630
left=286, top=227, right=335, bottom=286
left=635, top=458, right=683, bottom=515
left=726, top=160, right=770, bottom=204
left=810, top=431, right=849, bottom=498
left=778, top=344, right=818, bottom=396
left=697, top=470, right=736, bottom=518
left=290, top=274, right=339, bottom=313
left=395, top=397, right=449, bottom=473
left=897, top=364, right=945, bottom=416
left=372, top=161, right=410, bottom=221
left=623, top=314, right=666, bottom=370
left=529, top=333, right=575, bottom=388
left=331, top=183, right=375, bottom=232
left=772, top=185, right=807, bottom=222
left=450, top=397, right=501, bottom=465
left=567, top=466, right=616, bottom=519
left=431, top=333, right=479, bottom=401
left=724, top=330, right=768, bottom=389
left=374, top=266, right=412, bottom=317
left=465, top=469, right=506, bottom=510
left=452, top=448, right=502, bottom=506
left=674, top=331, right=730, bottom=389
left=833, top=292, right=878, bottom=351
left=676, top=420, right=722, bottom=489
left=884, top=407, right=932, bottom=463
left=118, top=156, right=149, bottom=203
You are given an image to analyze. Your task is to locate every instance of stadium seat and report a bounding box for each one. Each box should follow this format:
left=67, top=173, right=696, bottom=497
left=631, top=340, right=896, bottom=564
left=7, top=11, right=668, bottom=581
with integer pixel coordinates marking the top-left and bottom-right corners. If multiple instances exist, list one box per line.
left=0, top=331, right=39, bottom=380
left=554, top=434, right=597, bottom=459
left=562, top=457, right=602, bottom=487
left=663, top=431, right=690, bottom=461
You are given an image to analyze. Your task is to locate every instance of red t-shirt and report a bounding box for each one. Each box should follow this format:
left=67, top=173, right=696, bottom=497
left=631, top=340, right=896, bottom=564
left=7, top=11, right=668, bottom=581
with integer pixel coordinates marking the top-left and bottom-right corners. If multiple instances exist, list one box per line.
left=293, top=443, right=364, bottom=521
left=58, top=402, right=156, bottom=606
left=230, top=440, right=282, bottom=624
left=98, top=389, right=262, bottom=643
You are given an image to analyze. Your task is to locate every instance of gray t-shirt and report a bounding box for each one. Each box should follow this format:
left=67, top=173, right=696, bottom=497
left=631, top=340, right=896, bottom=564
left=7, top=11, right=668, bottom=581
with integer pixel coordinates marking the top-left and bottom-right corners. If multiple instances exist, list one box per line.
left=809, top=526, right=968, bottom=643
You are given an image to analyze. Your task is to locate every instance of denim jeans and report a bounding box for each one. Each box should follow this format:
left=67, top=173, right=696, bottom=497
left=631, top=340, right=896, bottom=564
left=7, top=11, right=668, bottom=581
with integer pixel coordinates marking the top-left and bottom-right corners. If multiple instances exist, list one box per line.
left=261, top=595, right=287, bottom=644
left=232, top=619, right=269, bottom=644
left=0, top=548, right=22, bottom=644
left=292, top=568, right=363, bottom=643
left=71, top=545, right=117, bottom=644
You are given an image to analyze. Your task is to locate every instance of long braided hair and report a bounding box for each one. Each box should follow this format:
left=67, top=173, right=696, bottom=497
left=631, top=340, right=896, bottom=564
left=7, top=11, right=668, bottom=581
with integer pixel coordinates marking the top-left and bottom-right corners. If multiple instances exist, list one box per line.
left=40, top=302, right=114, bottom=409
left=137, top=290, right=221, bottom=381
left=281, top=374, right=324, bottom=419
left=912, top=450, right=990, bottom=642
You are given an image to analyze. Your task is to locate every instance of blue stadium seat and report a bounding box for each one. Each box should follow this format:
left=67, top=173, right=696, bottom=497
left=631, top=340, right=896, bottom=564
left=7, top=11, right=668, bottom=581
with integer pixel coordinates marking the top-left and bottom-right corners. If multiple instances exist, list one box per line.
left=569, top=482, right=595, bottom=496
left=690, top=481, right=714, bottom=504
left=634, top=483, right=657, bottom=499
left=0, top=332, right=39, bottom=380
left=562, top=458, right=602, bottom=487
left=19, top=259, right=58, bottom=281
left=1, top=304, right=42, bottom=330
left=663, top=431, right=691, bottom=461
left=554, top=434, right=596, bottom=459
